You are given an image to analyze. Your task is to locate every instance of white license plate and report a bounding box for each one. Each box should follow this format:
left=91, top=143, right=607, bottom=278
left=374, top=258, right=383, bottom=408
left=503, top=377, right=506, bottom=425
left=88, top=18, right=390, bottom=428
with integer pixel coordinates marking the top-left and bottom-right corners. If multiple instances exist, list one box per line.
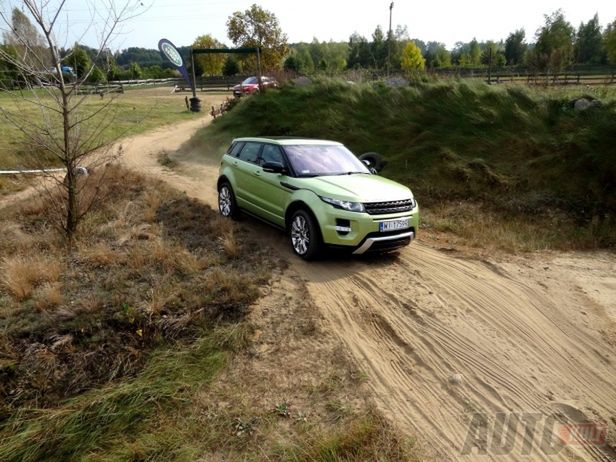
left=379, top=218, right=409, bottom=232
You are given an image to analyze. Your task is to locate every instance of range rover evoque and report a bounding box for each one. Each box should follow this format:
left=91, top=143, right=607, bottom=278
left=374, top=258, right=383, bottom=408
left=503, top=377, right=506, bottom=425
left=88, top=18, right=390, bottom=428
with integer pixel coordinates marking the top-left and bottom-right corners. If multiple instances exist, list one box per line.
left=217, top=137, right=419, bottom=259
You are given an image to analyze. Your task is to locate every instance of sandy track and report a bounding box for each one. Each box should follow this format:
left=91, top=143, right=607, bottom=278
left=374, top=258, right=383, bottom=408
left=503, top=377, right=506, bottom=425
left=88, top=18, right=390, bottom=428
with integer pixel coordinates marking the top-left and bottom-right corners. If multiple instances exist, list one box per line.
left=119, top=116, right=616, bottom=461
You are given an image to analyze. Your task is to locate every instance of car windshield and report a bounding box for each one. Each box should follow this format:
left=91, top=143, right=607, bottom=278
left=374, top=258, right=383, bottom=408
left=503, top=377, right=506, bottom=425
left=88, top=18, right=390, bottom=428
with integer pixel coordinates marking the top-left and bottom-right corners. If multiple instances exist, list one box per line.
left=242, top=77, right=258, bottom=85
left=284, top=144, right=370, bottom=177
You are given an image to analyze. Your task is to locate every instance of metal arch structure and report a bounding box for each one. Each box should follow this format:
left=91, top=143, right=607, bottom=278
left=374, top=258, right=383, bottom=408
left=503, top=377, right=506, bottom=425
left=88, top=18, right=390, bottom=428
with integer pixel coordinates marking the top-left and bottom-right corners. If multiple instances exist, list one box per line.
left=189, top=47, right=263, bottom=105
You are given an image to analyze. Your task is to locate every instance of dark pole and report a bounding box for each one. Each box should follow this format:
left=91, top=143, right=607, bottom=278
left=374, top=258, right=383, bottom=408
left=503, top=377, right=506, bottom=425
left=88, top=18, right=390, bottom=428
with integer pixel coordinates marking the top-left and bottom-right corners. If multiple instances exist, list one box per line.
left=488, top=46, right=492, bottom=85
left=256, top=47, right=263, bottom=92
left=189, top=48, right=201, bottom=112
left=387, top=2, right=394, bottom=77
left=190, top=49, right=197, bottom=99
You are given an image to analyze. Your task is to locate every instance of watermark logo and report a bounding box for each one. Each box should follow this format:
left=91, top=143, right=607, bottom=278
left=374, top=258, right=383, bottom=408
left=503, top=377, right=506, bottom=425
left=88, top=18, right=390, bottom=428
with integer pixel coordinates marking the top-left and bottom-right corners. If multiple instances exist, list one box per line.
left=461, top=412, right=608, bottom=456
left=555, top=422, right=608, bottom=446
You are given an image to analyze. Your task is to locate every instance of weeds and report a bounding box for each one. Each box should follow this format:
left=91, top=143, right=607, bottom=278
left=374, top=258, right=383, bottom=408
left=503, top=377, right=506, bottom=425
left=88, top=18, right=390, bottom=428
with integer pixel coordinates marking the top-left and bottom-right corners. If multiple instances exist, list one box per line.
left=0, top=166, right=276, bottom=413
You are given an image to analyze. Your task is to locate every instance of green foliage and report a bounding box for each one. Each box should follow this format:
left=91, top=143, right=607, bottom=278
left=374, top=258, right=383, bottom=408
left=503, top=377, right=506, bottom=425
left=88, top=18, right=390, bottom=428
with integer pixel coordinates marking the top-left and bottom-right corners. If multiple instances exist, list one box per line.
left=127, top=62, right=143, bottom=79
left=222, top=55, right=241, bottom=76
left=604, top=20, right=616, bottom=64
left=283, top=55, right=300, bottom=72
left=534, top=10, right=575, bottom=71
left=505, top=30, right=527, bottom=65
left=115, top=47, right=164, bottom=67
left=192, top=34, right=226, bottom=76
left=226, top=3, right=288, bottom=70
left=575, top=14, right=604, bottom=64
left=68, top=44, right=92, bottom=78
left=86, top=66, right=105, bottom=84
left=400, top=42, right=425, bottom=73
left=424, top=42, right=451, bottom=68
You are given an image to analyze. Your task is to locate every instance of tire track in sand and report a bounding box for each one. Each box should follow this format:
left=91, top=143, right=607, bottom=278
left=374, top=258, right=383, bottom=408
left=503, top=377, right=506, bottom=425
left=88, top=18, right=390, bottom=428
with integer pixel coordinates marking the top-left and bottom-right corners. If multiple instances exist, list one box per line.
left=294, top=244, right=616, bottom=461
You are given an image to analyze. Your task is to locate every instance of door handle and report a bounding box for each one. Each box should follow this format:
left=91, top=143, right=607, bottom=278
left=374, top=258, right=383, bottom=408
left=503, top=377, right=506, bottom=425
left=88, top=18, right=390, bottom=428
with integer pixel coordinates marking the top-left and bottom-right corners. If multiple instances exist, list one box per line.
left=253, top=170, right=261, bottom=176
left=232, top=161, right=239, bottom=166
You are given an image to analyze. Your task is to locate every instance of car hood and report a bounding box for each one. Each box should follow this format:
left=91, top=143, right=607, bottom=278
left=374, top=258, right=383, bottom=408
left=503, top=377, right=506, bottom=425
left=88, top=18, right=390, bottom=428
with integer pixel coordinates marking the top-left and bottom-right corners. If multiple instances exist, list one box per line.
left=293, top=174, right=413, bottom=203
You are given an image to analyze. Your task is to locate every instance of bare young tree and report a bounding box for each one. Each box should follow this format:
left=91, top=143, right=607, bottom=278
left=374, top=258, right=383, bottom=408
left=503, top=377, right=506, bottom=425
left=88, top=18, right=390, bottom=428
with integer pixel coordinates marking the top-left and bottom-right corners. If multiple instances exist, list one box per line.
left=0, top=1, right=147, bottom=243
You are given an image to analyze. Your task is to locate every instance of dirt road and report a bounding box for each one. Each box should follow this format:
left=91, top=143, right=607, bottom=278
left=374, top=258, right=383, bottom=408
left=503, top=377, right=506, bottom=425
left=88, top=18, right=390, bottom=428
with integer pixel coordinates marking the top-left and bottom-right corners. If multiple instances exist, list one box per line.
left=120, top=116, right=616, bottom=461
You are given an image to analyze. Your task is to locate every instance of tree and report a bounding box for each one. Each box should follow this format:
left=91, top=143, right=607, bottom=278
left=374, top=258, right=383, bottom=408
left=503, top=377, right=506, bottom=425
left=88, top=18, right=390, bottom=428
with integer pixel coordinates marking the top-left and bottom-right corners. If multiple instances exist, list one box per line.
left=400, top=41, right=425, bottom=73
left=192, top=34, right=225, bottom=76
left=468, top=38, right=481, bottom=66
left=227, top=4, right=288, bottom=71
left=128, top=62, right=143, bottom=79
left=347, top=32, right=371, bottom=69
left=283, top=55, right=299, bottom=72
left=504, top=29, right=527, bottom=65
left=370, top=25, right=387, bottom=68
left=605, top=20, right=616, bottom=64
left=575, top=14, right=604, bottom=64
left=534, top=10, right=575, bottom=71
left=222, top=56, right=241, bottom=76
left=0, top=1, right=145, bottom=242
left=70, top=44, right=92, bottom=78
left=424, top=41, right=451, bottom=68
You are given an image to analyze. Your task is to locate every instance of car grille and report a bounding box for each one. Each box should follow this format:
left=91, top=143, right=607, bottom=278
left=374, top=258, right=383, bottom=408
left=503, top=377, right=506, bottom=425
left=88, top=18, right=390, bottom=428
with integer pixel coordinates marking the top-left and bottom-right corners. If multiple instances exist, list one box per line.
left=363, top=199, right=415, bottom=215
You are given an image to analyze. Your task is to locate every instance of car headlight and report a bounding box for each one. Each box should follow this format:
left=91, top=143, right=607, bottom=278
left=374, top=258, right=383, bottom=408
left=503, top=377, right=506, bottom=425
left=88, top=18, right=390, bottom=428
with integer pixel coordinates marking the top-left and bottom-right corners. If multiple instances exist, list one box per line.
left=320, top=196, right=365, bottom=213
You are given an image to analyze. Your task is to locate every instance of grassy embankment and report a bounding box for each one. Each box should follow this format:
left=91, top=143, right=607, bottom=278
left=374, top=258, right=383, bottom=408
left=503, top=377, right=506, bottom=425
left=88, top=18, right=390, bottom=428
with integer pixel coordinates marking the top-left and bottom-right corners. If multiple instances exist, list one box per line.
left=0, top=166, right=416, bottom=461
left=0, top=87, right=207, bottom=196
left=191, top=79, right=616, bottom=251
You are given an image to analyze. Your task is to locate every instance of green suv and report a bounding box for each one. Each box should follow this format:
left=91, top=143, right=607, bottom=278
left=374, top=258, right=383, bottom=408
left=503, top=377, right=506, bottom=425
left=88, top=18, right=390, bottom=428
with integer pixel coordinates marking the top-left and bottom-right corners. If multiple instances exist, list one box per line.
left=217, top=137, right=419, bottom=259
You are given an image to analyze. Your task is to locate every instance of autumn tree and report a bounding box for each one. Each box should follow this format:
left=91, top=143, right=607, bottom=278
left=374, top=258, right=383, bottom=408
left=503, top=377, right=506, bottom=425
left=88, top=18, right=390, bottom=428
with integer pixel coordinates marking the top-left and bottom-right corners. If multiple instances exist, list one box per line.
left=400, top=41, right=425, bottom=73
left=227, top=4, right=288, bottom=71
left=192, top=34, right=225, bottom=76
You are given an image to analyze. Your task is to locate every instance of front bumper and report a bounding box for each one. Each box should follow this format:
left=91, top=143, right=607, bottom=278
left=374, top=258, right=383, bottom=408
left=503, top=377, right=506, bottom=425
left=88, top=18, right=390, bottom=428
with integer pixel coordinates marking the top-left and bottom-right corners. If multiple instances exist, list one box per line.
left=352, top=230, right=415, bottom=254
left=316, top=203, right=420, bottom=254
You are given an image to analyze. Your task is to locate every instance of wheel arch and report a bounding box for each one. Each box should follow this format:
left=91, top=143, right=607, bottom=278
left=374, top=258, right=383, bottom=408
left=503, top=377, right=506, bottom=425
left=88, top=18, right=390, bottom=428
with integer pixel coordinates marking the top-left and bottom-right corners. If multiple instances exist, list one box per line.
left=285, top=201, right=319, bottom=234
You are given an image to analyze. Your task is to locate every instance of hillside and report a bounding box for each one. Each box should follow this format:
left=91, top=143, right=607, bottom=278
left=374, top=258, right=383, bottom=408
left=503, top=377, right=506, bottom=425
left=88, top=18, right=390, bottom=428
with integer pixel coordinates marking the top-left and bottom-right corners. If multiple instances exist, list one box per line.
left=193, top=79, right=616, bottom=249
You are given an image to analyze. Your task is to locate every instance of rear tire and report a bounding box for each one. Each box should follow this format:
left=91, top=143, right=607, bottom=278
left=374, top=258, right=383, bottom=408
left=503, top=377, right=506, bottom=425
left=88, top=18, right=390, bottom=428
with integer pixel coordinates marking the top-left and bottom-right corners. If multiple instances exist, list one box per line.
left=218, top=182, right=240, bottom=219
left=289, top=209, right=321, bottom=260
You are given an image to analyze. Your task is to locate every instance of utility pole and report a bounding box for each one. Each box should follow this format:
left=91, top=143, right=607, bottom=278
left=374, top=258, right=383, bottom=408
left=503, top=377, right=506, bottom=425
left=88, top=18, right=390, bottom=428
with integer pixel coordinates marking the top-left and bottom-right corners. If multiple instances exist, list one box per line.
left=387, top=2, right=394, bottom=77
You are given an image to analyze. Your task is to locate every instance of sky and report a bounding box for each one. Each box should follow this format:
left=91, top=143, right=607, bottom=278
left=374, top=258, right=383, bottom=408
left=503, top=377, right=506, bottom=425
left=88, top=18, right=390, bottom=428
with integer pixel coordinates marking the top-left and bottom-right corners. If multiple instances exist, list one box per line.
left=2, top=0, right=616, bottom=51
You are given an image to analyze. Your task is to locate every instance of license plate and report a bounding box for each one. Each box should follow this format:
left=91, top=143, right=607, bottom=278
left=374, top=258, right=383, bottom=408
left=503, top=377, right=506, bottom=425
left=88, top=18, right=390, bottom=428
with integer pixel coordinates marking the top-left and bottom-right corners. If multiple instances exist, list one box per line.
left=379, top=218, right=409, bottom=232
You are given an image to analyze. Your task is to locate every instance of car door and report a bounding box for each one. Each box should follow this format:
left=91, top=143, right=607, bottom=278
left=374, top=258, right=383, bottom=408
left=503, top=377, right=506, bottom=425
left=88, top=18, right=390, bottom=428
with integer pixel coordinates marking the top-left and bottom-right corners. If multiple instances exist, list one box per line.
left=252, top=143, right=290, bottom=227
left=233, top=142, right=263, bottom=214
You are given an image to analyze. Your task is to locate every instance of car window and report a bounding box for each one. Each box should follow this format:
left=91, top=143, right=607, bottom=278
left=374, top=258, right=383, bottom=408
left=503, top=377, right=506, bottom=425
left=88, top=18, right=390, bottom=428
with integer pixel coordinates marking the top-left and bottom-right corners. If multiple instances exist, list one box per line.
left=229, top=142, right=244, bottom=157
left=260, top=144, right=284, bottom=166
left=242, top=77, right=258, bottom=85
left=238, top=142, right=261, bottom=164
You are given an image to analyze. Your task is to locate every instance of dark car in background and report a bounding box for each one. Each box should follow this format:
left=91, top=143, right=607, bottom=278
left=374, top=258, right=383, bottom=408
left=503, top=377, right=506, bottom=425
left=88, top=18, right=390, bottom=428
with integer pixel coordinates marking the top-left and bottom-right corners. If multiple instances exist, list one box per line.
left=232, top=76, right=278, bottom=97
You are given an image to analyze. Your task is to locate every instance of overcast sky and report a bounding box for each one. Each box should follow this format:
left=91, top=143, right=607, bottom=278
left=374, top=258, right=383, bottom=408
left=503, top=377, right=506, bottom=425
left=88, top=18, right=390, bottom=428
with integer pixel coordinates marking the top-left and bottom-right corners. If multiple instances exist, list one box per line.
left=3, top=0, right=616, bottom=50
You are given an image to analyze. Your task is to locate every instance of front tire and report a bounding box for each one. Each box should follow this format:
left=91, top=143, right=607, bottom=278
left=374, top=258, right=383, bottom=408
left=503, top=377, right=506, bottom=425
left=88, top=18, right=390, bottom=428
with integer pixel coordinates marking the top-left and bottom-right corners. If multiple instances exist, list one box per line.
left=289, top=209, right=321, bottom=260
left=218, top=182, right=239, bottom=219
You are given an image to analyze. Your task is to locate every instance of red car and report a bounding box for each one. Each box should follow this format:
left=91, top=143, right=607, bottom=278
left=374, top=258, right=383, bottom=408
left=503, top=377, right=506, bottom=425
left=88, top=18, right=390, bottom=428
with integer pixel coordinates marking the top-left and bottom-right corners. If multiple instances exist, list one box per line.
left=232, top=76, right=278, bottom=97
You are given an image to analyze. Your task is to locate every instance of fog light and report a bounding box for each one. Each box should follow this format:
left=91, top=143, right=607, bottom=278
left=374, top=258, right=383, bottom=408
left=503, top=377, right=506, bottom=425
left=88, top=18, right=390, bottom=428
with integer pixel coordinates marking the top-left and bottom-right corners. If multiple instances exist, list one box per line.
left=336, top=219, right=351, bottom=235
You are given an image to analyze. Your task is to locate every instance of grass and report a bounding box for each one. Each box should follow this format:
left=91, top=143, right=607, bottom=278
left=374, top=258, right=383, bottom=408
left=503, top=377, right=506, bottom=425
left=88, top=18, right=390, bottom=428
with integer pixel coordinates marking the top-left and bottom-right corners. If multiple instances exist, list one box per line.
left=0, top=87, right=219, bottom=170
left=0, top=165, right=275, bottom=414
left=190, top=78, right=616, bottom=251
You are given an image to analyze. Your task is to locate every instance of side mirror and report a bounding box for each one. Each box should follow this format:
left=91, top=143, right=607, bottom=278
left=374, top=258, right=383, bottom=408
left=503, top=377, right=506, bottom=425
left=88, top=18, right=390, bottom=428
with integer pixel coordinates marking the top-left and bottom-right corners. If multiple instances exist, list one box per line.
left=262, top=161, right=285, bottom=174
